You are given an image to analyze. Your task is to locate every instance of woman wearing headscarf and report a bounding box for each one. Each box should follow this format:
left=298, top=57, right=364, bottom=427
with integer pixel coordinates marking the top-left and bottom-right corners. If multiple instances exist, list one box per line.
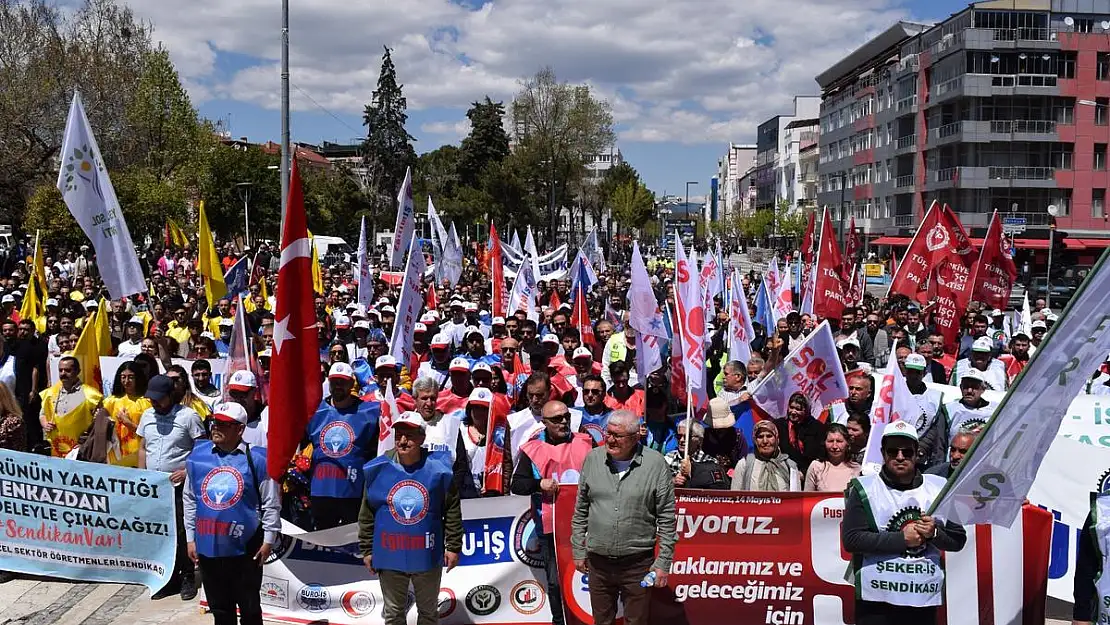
left=775, top=392, right=826, bottom=475
left=731, top=419, right=800, bottom=491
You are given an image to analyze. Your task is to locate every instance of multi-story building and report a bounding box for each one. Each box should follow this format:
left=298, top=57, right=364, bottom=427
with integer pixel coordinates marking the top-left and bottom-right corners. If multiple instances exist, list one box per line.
left=817, top=1, right=1110, bottom=265
left=782, top=118, right=821, bottom=208
left=718, top=143, right=757, bottom=222
left=754, top=96, right=822, bottom=211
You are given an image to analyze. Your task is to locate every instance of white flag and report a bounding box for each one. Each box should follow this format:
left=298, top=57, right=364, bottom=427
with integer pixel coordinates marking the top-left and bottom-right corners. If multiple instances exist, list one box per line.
left=440, top=222, right=463, bottom=287
left=862, top=341, right=924, bottom=473
left=581, top=227, right=606, bottom=273
left=629, top=242, right=665, bottom=378
left=509, top=229, right=522, bottom=254
left=56, top=93, right=146, bottom=300
left=524, top=226, right=541, bottom=281
left=930, top=255, right=1110, bottom=526
left=355, top=216, right=374, bottom=308
left=699, top=250, right=721, bottom=312
left=674, top=232, right=706, bottom=394
left=389, top=234, right=426, bottom=369
left=427, top=196, right=449, bottom=255
left=728, top=269, right=754, bottom=364
left=750, top=321, right=848, bottom=418
left=1018, top=291, right=1032, bottom=338
left=765, top=258, right=787, bottom=324
left=376, top=378, right=402, bottom=456
left=507, top=260, right=538, bottom=322
left=389, top=166, right=415, bottom=268
left=774, top=262, right=794, bottom=319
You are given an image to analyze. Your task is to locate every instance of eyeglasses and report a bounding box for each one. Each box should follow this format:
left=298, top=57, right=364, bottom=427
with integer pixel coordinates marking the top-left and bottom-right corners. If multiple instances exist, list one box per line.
left=582, top=388, right=604, bottom=395
left=882, top=446, right=915, bottom=459
left=526, top=391, right=547, bottom=399
left=605, top=430, right=636, bottom=440
left=544, top=413, right=571, bottom=424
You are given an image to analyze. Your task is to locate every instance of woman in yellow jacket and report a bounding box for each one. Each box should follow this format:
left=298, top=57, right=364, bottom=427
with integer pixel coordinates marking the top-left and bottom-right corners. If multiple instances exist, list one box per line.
left=102, top=361, right=151, bottom=467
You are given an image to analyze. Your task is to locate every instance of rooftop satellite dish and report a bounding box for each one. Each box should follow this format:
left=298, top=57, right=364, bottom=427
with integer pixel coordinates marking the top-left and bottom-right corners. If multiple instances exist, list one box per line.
left=1065, top=16, right=1075, bottom=26
left=1048, top=204, right=1059, bottom=216
left=1102, top=20, right=1110, bottom=29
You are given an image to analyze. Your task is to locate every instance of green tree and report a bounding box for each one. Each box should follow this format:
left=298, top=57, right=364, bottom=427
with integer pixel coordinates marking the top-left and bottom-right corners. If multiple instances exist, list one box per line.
left=610, top=180, right=655, bottom=232
left=124, top=47, right=208, bottom=182
left=362, top=46, right=417, bottom=234
left=738, top=210, right=775, bottom=242
left=458, top=97, right=510, bottom=187
left=777, top=205, right=811, bottom=242
left=413, top=145, right=461, bottom=214
left=196, top=144, right=282, bottom=240
left=302, top=165, right=367, bottom=235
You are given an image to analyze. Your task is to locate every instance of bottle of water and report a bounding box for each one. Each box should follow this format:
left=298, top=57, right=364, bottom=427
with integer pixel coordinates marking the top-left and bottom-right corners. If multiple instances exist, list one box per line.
left=639, top=571, right=656, bottom=588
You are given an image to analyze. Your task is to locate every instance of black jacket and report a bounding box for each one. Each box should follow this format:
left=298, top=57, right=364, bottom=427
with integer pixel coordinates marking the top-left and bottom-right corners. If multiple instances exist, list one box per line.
left=774, top=416, right=826, bottom=476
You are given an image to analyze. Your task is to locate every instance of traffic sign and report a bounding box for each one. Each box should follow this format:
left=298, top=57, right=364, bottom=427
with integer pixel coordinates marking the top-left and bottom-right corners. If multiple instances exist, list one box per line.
left=1003, top=216, right=1026, bottom=234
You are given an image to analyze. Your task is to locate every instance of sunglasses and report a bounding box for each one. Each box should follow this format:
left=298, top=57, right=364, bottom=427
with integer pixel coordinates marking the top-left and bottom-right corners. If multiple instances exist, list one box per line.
left=582, top=388, right=604, bottom=395
left=544, top=413, right=571, bottom=424
left=882, top=446, right=915, bottom=459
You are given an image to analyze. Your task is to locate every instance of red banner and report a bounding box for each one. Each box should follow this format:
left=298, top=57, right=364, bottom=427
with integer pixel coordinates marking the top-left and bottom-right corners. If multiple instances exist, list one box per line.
left=932, top=205, right=975, bottom=346
left=814, top=207, right=847, bottom=320
left=889, top=201, right=942, bottom=304
left=490, top=223, right=506, bottom=318
left=554, top=488, right=1049, bottom=625
left=842, top=215, right=861, bottom=279
left=972, top=211, right=1018, bottom=310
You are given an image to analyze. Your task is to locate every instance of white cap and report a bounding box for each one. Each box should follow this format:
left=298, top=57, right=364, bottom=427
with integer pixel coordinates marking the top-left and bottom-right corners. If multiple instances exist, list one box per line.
left=337, top=285, right=349, bottom=293
left=128, top=316, right=144, bottom=325
left=471, top=362, right=493, bottom=375
left=366, top=308, right=382, bottom=319
left=542, top=333, right=560, bottom=344
left=328, top=362, right=356, bottom=380
left=465, top=326, right=483, bottom=338
left=393, top=411, right=426, bottom=431
left=46, top=298, right=59, bottom=307
left=572, top=346, right=593, bottom=361
left=430, top=333, right=451, bottom=348
left=353, top=320, right=371, bottom=330
left=449, top=299, right=464, bottom=308
left=990, top=309, right=1004, bottom=317
left=492, top=316, right=506, bottom=326
left=414, top=322, right=428, bottom=334
left=972, top=336, right=994, bottom=352
left=211, top=402, right=249, bottom=425
left=345, top=302, right=358, bottom=311
left=219, top=318, right=234, bottom=327
left=449, top=357, right=471, bottom=372
left=1031, top=320, right=1047, bottom=330
left=1046, top=312, right=1059, bottom=322
left=960, top=368, right=987, bottom=385
left=464, top=302, right=478, bottom=312
left=881, top=419, right=919, bottom=443
left=375, top=355, right=399, bottom=370
left=420, top=312, right=437, bottom=324
left=227, top=370, right=258, bottom=391
left=0, top=295, right=12, bottom=304
left=381, top=305, right=396, bottom=314
left=335, top=315, right=352, bottom=328
left=480, top=310, right=490, bottom=317
left=1040, top=307, right=1053, bottom=316
left=467, top=387, right=494, bottom=407
left=837, top=336, right=860, bottom=349
left=904, top=353, right=927, bottom=370
left=84, top=300, right=98, bottom=309
left=201, top=331, right=216, bottom=340
left=427, top=310, right=441, bottom=320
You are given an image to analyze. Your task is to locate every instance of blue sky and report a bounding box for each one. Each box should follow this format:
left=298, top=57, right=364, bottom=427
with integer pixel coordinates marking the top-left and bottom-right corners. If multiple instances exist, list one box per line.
left=136, top=0, right=972, bottom=202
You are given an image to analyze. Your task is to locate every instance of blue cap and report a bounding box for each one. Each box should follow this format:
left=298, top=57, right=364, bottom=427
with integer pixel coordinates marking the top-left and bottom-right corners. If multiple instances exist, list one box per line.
left=145, top=375, right=175, bottom=402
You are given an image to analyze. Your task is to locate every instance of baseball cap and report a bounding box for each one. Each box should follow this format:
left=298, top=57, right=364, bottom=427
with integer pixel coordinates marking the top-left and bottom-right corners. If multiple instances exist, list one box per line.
left=430, top=333, right=450, bottom=348
left=990, top=309, right=1004, bottom=317
left=972, top=336, right=993, bottom=352
left=492, top=316, right=506, bottom=326
left=572, top=346, right=593, bottom=361
left=210, top=402, right=249, bottom=425
left=84, top=300, right=98, bottom=310
left=1046, top=312, right=1059, bottom=322
left=1031, top=320, right=1047, bottom=330
left=226, top=370, right=258, bottom=392
left=393, top=411, right=427, bottom=431
left=328, top=362, right=355, bottom=380
left=335, top=315, right=352, bottom=329
left=465, top=326, right=483, bottom=339
left=960, top=369, right=987, bottom=386
left=381, top=305, right=396, bottom=314
left=904, top=353, right=927, bottom=370
left=837, top=336, right=860, bottom=349
left=472, top=362, right=493, bottom=375
left=219, top=318, right=234, bottom=327
left=467, top=387, right=493, bottom=407
left=420, top=312, right=437, bottom=324
left=464, top=302, right=478, bottom=312
left=414, top=322, right=428, bottom=334
left=353, top=320, right=371, bottom=330
left=145, top=375, right=175, bottom=401
left=449, top=357, right=471, bottom=373
left=542, top=333, right=560, bottom=345
left=0, top=295, right=12, bottom=304
left=345, top=302, right=358, bottom=311
left=45, top=298, right=59, bottom=307
left=375, top=355, right=399, bottom=371
left=881, top=420, right=919, bottom=443
left=449, top=300, right=464, bottom=309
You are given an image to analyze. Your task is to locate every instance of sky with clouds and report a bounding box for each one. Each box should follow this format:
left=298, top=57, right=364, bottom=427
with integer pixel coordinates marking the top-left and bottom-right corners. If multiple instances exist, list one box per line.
left=131, top=0, right=971, bottom=202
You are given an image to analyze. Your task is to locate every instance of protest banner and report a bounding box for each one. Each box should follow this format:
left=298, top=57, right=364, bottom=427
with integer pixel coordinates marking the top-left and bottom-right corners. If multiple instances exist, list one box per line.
left=228, top=496, right=552, bottom=624
left=553, top=488, right=1050, bottom=625
left=0, top=449, right=176, bottom=590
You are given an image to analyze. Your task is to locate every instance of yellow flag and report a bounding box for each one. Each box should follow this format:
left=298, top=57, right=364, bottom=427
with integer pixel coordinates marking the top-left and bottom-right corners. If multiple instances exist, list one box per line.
left=18, top=268, right=46, bottom=334
left=32, top=232, right=47, bottom=296
left=71, top=298, right=111, bottom=389
left=198, top=201, right=228, bottom=306
left=308, top=229, right=324, bottom=296
left=167, top=219, right=190, bottom=248
left=260, top=275, right=270, bottom=301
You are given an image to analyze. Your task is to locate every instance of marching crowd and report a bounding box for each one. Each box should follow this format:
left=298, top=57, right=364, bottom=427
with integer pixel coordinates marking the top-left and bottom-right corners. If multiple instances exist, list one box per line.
left=0, top=231, right=1083, bottom=625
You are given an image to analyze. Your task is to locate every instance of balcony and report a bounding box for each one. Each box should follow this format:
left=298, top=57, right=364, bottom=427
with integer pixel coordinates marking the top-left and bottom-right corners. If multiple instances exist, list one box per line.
left=990, top=120, right=1056, bottom=134
left=895, top=134, right=916, bottom=150
left=894, top=174, right=916, bottom=192
left=988, top=166, right=1055, bottom=181
left=894, top=214, right=916, bottom=228
left=895, top=95, right=918, bottom=114
left=933, top=167, right=959, bottom=183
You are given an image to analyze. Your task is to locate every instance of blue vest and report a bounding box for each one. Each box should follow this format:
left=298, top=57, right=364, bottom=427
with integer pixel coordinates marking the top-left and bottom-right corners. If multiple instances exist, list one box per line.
left=307, top=399, right=381, bottom=499
left=362, top=453, right=452, bottom=573
left=186, top=440, right=265, bottom=558
left=578, top=408, right=613, bottom=445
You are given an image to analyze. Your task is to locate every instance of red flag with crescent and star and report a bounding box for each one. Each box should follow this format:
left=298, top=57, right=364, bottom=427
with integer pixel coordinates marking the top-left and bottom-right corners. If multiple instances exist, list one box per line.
left=266, top=160, right=323, bottom=479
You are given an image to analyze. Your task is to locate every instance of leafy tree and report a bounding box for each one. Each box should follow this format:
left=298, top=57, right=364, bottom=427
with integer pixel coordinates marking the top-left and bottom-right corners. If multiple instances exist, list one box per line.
left=610, top=180, right=655, bottom=232
left=778, top=205, right=811, bottom=241
left=458, top=98, right=510, bottom=187
left=302, top=165, right=367, bottom=236
left=413, top=145, right=461, bottom=214
left=124, top=47, right=207, bottom=182
left=738, top=209, right=775, bottom=242
left=362, top=47, right=417, bottom=235
left=196, top=144, right=282, bottom=240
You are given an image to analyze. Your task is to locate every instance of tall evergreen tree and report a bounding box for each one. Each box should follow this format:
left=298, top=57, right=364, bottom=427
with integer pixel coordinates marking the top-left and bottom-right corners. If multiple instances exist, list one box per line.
left=362, top=46, right=417, bottom=230
left=458, top=97, right=510, bottom=187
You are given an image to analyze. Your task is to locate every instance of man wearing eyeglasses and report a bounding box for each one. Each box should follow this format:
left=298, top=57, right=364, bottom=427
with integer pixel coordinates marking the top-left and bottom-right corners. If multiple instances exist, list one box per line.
left=571, top=410, right=676, bottom=625
left=512, top=401, right=594, bottom=625
left=842, top=420, right=966, bottom=624
left=574, top=374, right=612, bottom=445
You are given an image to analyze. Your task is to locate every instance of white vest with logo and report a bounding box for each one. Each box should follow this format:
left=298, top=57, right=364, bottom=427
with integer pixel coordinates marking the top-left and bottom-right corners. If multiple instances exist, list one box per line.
left=942, top=399, right=995, bottom=440
left=424, top=411, right=462, bottom=460
left=1093, top=494, right=1110, bottom=623
left=852, top=473, right=947, bottom=607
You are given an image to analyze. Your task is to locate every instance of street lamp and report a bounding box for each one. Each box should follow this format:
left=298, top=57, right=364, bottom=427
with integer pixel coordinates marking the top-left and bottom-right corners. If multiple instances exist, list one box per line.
left=235, top=182, right=253, bottom=248
left=685, top=181, right=698, bottom=238
left=1046, top=203, right=1058, bottom=310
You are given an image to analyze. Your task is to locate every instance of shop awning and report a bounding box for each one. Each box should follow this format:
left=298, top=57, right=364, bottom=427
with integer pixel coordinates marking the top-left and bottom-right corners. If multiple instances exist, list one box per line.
left=870, top=236, right=1052, bottom=250
left=1078, top=238, right=1110, bottom=248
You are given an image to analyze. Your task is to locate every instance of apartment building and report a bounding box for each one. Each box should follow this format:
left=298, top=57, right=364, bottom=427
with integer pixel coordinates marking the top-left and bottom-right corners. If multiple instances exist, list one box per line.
left=754, top=96, right=822, bottom=212
left=717, top=143, right=757, bottom=221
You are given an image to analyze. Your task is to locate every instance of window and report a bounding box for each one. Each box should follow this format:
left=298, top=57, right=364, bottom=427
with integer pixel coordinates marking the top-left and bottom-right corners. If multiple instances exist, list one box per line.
left=1098, top=98, right=1109, bottom=126
left=1056, top=98, right=1075, bottom=124
left=1051, top=144, right=1074, bottom=169
left=1076, top=18, right=1094, bottom=34
left=1094, top=189, right=1106, bottom=219
left=1097, top=144, right=1108, bottom=171
left=1058, top=52, right=1077, bottom=79
left=1099, top=53, right=1110, bottom=81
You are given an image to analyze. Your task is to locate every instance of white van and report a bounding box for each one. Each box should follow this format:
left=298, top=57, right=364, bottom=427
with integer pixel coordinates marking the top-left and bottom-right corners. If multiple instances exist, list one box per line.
left=312, top=236, right=353, bottom=265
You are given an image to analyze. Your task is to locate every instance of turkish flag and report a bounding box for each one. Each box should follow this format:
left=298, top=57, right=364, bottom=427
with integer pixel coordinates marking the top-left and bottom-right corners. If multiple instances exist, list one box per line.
left=813, top=207, right=848, bottom=320
left=571, top=281, right=595, bottom=347
left=489, top=223, right=506, bottom=318
left=426, top=281, right=438, bottom=312
left=266, top=161, right=323, bottom=479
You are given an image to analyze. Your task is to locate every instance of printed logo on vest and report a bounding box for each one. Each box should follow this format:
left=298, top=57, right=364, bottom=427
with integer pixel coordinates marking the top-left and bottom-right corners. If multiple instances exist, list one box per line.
left=1098, top=468, right=1110, bottom=494
left=512, top=509, right=544, bottom=568
left=581, top=422, right=604, bottom=444
left=297, top=583, right=330, bottom=612
left=320, top=421, right=356, bottom=458
left=956, top=417, right=987, bottom=434
left=259, top=577, right=288, bottom=609
left=340, top=590, right=376, bottom=618
left=437, top=588, right=457, bottom=618
left=465, top=584, right=502, bottom=616
left=387, top=480, right=430, bottom=525
left=201, top=466, right=244, bottom=511
left=886, top=506, right=926, bottom=556
left=510, top=580, right=546, bottom=615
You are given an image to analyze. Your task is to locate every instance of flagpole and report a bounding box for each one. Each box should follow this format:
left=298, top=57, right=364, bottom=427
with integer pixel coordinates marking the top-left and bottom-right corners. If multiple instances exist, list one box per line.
left=280, top=0, right=290, bottom=225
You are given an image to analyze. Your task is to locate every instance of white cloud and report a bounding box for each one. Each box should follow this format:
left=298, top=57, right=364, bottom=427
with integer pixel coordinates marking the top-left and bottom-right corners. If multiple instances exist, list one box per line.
left=133, top=0, right=918, bottom=145
left=420, top=119, right=471, bottom=141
